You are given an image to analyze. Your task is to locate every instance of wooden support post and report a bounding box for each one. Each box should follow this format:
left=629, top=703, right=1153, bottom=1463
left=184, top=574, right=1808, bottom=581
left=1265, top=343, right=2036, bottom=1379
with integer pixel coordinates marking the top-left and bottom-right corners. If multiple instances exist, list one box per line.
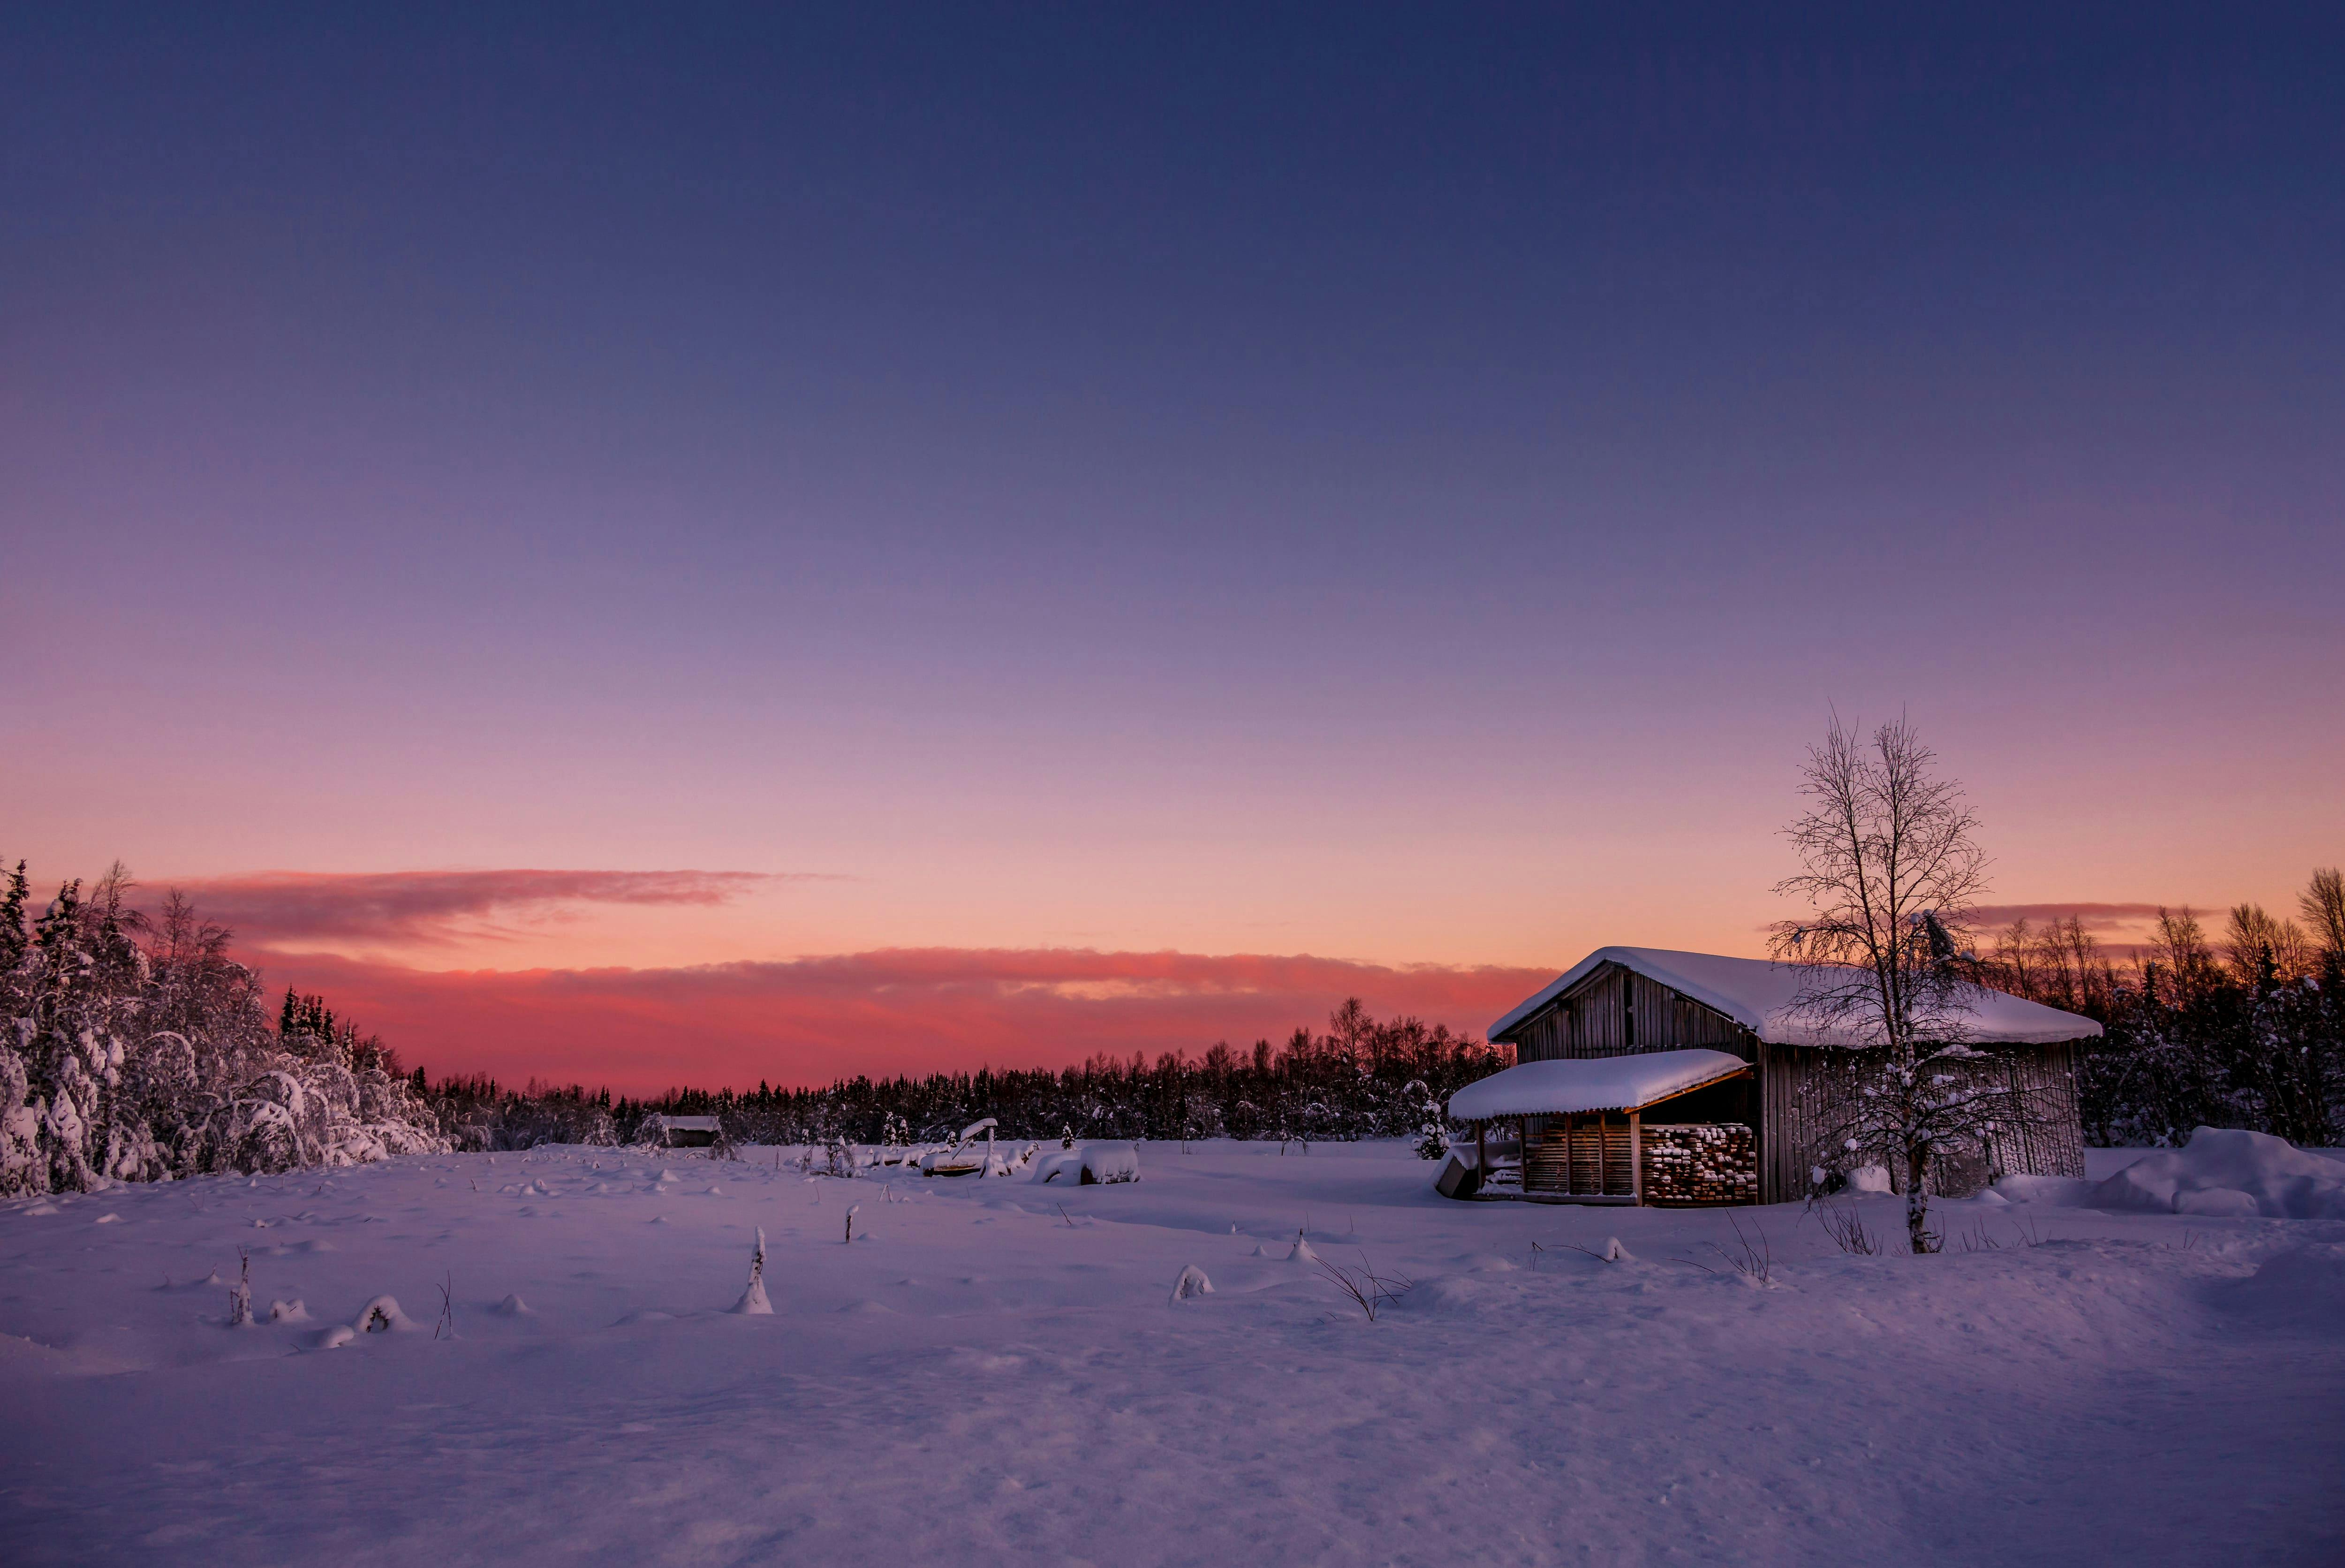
left=1632, top=1106, right=1651, bottom=1209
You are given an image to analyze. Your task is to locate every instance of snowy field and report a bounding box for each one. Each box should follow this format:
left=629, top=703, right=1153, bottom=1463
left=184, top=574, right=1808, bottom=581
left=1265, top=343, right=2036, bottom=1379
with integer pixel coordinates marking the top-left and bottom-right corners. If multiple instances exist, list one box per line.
left=4, top=1140, right=2342, bottom=1566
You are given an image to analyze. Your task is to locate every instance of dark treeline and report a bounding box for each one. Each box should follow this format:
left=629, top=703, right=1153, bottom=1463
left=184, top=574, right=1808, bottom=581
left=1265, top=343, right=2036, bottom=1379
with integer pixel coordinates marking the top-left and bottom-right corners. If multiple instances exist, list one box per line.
left=417, top=1000, right=1510, bottom=1154
left=1977, top=869, right=2345, bottom=1148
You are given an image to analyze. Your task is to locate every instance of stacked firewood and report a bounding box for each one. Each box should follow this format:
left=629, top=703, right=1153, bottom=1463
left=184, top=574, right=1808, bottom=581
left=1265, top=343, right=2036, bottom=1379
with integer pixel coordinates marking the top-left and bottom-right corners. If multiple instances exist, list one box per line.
left=1640, top=1124, right=1758, bottom=1204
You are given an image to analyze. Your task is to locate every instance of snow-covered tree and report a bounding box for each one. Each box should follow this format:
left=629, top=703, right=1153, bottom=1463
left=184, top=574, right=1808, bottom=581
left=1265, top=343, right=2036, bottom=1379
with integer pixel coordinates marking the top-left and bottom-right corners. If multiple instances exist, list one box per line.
left=0, top=861, right=446, bottom=1196
left=1770, top=717, right=2034, bottom=1254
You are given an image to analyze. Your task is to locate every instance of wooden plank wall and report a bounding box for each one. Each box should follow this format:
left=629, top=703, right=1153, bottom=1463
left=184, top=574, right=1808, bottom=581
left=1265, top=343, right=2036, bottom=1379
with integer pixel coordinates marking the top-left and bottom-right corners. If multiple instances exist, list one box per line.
left=1759, top=1039, right=2091, bottom=1201
left=1508, top=965, right=1752, bottom=1062
left=1522, top=1114, right=1635, bottom=1197
left=1755, top=1040, right=1811, bottom=1205
left=1995, top=1042, right=2088, bottom=1180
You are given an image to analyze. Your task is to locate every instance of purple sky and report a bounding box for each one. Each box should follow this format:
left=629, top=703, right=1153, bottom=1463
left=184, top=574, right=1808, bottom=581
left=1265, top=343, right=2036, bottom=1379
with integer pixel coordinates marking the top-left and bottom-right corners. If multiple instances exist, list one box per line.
left=4, top=5, right=2338, bottom=1089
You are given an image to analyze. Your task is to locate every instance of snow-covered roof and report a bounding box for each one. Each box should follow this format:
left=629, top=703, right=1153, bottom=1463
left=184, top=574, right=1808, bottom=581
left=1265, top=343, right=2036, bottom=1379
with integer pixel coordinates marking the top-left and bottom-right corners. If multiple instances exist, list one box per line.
left=647, top=1115, right=721, bottom=1131
left=1448, top=1049, right=1749, bottom=1121
left=1487, top=947, right=2103, bottom=1048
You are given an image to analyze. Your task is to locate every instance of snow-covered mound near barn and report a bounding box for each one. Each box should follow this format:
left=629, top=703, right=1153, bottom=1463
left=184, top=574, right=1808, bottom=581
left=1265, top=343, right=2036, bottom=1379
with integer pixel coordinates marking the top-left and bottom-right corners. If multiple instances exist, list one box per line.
left=2089, top=1126, right=2345, bottom=1219
left=2, top=1141, right=2341, bottom=1566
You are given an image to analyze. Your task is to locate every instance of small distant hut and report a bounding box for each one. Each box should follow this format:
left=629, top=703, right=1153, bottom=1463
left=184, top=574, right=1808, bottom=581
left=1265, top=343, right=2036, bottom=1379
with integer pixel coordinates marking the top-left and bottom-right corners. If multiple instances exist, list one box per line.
left=1449, top=947, right=2097, bottom=1205
left=643, top=1114, right=721, bottom=1149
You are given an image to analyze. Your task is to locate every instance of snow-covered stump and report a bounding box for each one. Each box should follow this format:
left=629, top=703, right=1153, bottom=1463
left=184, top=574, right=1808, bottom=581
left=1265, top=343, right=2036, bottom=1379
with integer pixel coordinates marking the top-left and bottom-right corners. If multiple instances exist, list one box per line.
left=224, top=1249, right=257, bottom=1328
left=734, top=1227, right=773, bottom=1314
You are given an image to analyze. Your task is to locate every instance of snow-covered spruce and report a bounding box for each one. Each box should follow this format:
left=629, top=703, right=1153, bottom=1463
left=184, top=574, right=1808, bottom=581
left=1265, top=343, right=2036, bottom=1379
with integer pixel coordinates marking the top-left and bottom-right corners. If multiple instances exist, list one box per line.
left=0, top=866, right=446, bottom=1197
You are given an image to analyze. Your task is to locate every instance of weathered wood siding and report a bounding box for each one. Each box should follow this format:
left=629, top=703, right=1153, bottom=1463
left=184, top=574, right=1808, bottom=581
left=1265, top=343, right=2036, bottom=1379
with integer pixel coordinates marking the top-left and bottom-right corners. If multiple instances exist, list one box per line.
left=1522, top=1113, right=1634, bottom=1197
left=1990, top=1042, right=2088, bottom=1181
left=1757, top=1038, right=2090, bottom=1202
left=1755, top=1039, right=1813, bottom=1205
left=1505, top=964, right=1754, bottom=1063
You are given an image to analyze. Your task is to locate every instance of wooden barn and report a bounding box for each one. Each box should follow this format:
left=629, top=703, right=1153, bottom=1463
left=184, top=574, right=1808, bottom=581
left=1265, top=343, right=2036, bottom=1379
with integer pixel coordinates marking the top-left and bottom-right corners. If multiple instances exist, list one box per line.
left=1446, top=947, right=2097, bottom=1206
left=643, top=1114, right=721, bottom=1149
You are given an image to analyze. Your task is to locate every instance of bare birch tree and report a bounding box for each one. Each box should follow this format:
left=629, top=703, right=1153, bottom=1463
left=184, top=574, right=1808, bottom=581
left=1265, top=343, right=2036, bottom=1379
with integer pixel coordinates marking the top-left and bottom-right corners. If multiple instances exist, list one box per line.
left=1770, top=715, right=2024, bottom=1255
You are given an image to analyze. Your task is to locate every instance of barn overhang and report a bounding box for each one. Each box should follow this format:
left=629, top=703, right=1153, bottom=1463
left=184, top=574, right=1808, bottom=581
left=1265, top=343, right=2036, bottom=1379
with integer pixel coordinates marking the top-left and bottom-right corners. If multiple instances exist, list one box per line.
left=1447, top=1049, right=1750, bottom=1122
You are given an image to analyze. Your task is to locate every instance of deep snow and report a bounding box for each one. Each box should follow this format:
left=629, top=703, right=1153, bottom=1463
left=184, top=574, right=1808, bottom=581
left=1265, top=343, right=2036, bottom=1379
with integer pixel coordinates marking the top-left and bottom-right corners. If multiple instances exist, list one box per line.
left=2, top=1140, right=2341, bottom=1565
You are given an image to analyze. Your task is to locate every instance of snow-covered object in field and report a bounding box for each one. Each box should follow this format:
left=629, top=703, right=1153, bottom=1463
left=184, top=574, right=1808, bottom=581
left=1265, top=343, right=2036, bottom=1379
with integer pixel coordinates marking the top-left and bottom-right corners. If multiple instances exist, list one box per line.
left=1846, top=1165, right=1893, bottom=1194
left=351, top=1295, right=413, bottom=1333
left=1433, top=1152, right=1480, bottom=1199
left=2088, top=1127, right=2345, bottom=1219
left=920, top=1118, right=999, bottom=1176
left=1168, top=1264, right=1213, bottom=1303
left=734, top=1227, right=773, bottom=1313
left=1448, top=1049, right=1748, bottom=1121
left=1079, top=1142, right=1140, bottom=1184
left=1488, top=947, right=2103, bottom=1047
left=1028, top=1149, right=1082, bottom=1184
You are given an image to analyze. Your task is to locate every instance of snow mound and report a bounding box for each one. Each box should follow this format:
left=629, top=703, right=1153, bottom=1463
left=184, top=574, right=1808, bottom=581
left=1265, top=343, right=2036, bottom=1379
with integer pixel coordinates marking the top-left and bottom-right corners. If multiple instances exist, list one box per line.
left=1029, top=1150, right=1081, bottom=1184
left=1169, top=1265, right=1214, bottom=1303
left=1992, top=1173, right=2094, bottom=1205
left=2089, top=1127, right=2345, bottom=1220
left=351, top=1295, right=414, bottom=1333
left=1601, top=1236, right=1633, bottom=1262
left=1287, top=1233, right=1321, bottom=1264
left=1846, top=1166, right=1893, bottom=1195
left=1080, top=1143, right=1141, bottom=1184
left=2222, top=1242, right=2345, bottom=1329
left=494, top=1293, right=534, bottom=1316
left=268, top=1299, right=310, bottom=1323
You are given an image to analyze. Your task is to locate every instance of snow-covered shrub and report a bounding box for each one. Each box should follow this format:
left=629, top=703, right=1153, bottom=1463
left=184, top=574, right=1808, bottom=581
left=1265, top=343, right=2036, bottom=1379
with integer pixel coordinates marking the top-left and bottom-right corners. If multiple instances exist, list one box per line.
left=0, top=865, right=447, bottom=1197
left=352, top=1295, right=412, bottom=1333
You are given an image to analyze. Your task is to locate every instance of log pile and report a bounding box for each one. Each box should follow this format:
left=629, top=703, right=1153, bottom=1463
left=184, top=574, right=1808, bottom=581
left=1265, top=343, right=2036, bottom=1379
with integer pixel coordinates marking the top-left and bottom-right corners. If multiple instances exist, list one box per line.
left=1639, top=1123, right=1758, bottom=1205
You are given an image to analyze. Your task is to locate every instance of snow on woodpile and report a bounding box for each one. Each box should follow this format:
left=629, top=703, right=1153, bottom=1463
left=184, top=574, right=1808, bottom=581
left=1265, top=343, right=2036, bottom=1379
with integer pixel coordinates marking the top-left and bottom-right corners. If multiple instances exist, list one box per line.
left=2088, top=1127, right=2345, bottom=1219
left=1448, top=1049, right=1747, bottom=1121
left=1489, top=947, right=2103, bottom=1047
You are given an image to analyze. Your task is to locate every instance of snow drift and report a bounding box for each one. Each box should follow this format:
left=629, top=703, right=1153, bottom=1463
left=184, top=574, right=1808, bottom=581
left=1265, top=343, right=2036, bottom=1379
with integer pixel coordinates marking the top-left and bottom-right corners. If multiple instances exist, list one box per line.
left=2088, top=1127, right=2345, bottom=1220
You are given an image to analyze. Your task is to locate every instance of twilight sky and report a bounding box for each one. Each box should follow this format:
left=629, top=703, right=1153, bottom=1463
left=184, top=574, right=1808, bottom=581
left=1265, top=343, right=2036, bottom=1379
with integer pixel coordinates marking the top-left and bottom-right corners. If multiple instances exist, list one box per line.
left=4, top=5, right=2338, bottom=1092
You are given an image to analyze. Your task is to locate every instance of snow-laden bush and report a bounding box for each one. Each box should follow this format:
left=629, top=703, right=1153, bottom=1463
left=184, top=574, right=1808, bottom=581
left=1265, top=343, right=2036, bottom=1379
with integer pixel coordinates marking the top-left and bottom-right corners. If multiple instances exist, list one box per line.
left=0, top=867, right=446, bottom=1197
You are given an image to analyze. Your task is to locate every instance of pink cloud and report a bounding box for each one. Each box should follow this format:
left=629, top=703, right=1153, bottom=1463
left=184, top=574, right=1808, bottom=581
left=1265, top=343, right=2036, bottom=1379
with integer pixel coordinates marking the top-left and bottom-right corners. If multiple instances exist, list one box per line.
left=168, top=868, right=804, bottom=947
left=257, top=947, right=1556, bottom=1095
left=1966, top=902, right=2170, bottom=934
